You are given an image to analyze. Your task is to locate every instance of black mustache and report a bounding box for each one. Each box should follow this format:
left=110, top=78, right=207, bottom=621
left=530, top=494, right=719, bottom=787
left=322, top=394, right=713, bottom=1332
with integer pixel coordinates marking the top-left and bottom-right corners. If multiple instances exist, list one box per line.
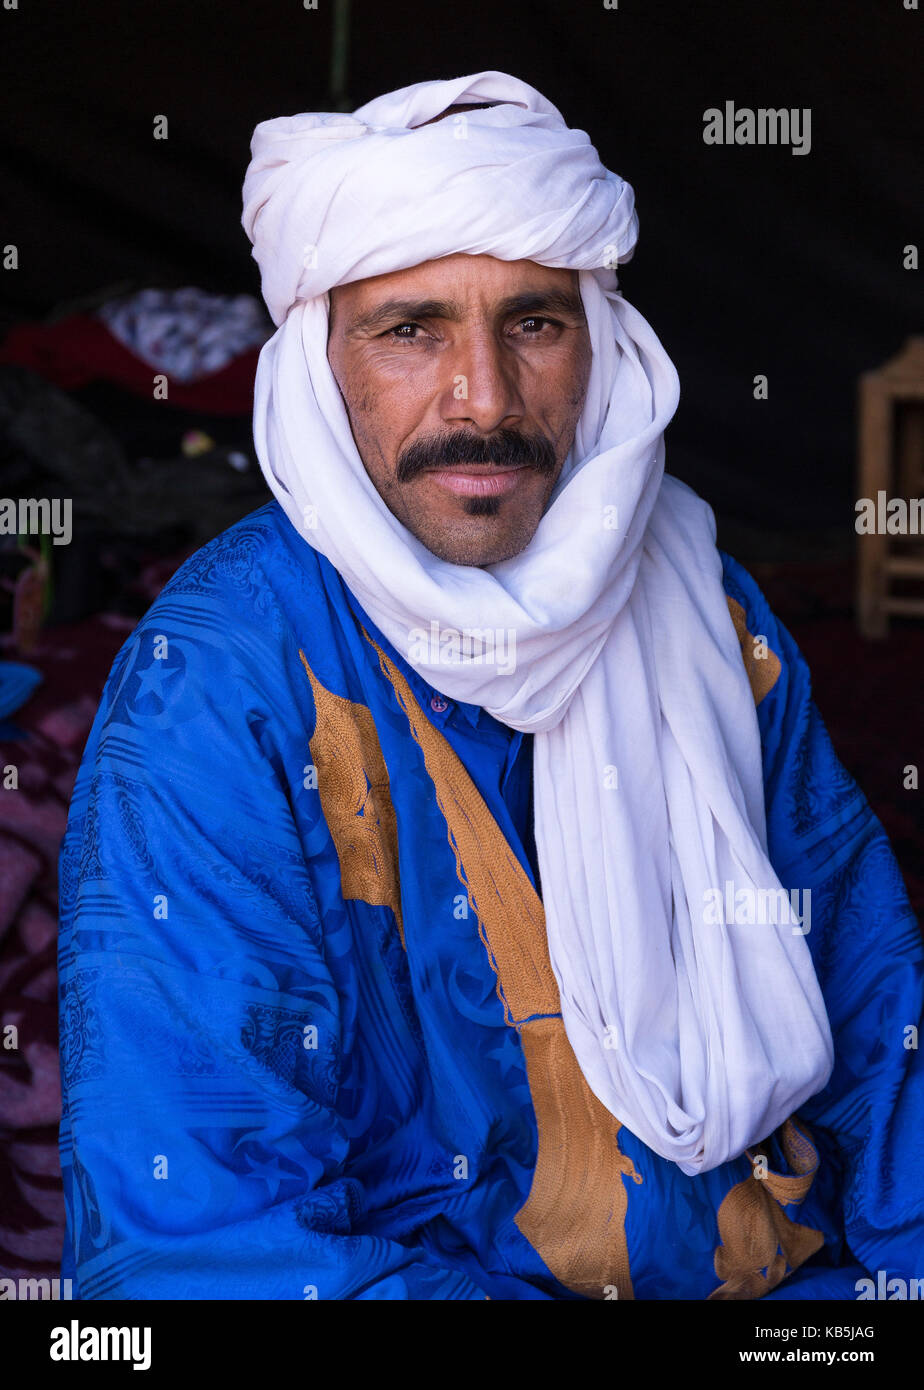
left=396, top=428, right=558, bottom=482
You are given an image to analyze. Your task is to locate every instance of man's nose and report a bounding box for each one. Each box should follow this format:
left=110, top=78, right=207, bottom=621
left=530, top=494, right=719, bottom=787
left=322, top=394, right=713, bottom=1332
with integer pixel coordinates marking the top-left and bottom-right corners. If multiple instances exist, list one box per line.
left=441, top=333, right=526, bottom=434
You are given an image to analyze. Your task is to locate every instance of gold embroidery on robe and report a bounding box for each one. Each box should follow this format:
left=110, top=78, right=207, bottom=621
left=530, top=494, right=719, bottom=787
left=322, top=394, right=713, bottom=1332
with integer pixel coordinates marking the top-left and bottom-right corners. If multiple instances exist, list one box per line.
left=359, top=624, right=641, bottom=1301
left=726, top=596, right=782, bottom=705
left=299, top=650, right=404, bottom=948
left=709, top=1118, right=825, bottom=1300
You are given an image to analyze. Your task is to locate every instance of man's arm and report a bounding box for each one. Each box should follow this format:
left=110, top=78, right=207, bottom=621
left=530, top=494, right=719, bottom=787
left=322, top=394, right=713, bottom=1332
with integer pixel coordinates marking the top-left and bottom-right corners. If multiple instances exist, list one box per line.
left=57, top=613, right=484, bottom=1300
left=721, top=552, right=924, bottom=1293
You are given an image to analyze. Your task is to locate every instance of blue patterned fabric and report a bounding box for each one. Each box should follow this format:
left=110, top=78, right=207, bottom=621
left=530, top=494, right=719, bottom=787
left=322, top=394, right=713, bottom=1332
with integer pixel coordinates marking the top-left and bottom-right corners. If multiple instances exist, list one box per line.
left=57, top=500, right=924, bottom=1299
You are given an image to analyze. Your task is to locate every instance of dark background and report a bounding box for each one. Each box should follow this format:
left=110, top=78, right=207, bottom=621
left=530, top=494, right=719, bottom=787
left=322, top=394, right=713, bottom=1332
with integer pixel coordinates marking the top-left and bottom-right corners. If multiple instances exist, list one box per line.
left=2, top=0, right=921, bottom=559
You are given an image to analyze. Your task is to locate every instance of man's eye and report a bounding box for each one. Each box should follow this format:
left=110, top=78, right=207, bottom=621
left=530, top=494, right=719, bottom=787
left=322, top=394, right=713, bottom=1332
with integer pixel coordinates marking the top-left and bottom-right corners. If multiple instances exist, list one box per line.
left=516, top=316, right=558, bottom=334
left=384, top=322, right=421, bottom=339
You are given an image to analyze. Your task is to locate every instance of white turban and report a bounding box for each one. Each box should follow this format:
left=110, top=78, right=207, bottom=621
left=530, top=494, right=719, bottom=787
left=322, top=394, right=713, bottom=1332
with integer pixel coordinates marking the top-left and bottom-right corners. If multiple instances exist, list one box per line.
left=241, top=71, right=833, bottom=1176
left=243, top=71, right=636, bottom=326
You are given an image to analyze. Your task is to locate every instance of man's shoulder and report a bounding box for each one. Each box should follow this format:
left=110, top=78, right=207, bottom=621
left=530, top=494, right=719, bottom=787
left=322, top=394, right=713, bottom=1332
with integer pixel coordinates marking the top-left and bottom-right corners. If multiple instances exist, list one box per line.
left=719, top=550, right=773, bottom=633
left=129, top=500, right=334, bottom=648
left=718, top=549, right=802, bottom=710
left=81, top=503, right=339, bottom=777
left=155, top=499, right=313, bottom=605
left=99, top=501, right=340, bottom=721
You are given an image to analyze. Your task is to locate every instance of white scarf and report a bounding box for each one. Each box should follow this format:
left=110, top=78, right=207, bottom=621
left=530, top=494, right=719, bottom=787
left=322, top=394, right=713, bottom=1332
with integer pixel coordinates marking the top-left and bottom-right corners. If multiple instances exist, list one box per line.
left=242, top=70, right=834, bottom=1176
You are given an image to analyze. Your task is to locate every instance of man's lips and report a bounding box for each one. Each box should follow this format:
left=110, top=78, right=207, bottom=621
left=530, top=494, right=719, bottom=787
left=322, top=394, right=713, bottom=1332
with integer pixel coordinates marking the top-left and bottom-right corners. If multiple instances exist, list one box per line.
left=419, top=463, right=530, bottom=498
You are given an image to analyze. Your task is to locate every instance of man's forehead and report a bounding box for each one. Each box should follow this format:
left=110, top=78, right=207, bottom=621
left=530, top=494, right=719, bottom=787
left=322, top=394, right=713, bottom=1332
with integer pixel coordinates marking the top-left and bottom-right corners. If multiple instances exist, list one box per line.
left=329, top=256, right=581, bottom=327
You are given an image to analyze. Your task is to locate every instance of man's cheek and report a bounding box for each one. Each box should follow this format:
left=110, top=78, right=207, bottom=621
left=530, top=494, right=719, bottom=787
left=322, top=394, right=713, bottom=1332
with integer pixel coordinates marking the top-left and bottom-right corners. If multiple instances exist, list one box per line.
left=344, top=374, right=381, bottom=421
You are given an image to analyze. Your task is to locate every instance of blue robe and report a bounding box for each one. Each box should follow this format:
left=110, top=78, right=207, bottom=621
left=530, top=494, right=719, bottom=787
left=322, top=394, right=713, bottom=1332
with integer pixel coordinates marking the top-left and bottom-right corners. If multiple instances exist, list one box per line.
left=57, top=500, right=924, bottom=1300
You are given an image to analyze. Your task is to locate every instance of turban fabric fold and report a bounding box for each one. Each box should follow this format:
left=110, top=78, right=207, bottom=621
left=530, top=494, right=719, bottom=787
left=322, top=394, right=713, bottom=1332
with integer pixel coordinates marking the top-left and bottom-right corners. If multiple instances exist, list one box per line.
left=241, top=71, right=833, bottom=1176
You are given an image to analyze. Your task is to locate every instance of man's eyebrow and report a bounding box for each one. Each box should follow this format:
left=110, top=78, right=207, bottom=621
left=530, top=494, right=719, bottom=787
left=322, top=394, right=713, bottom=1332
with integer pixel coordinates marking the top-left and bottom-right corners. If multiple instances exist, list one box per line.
left=344, top=287, right=586, bottom=336
left=495, top=289, right=586, bottom=321
left=345, top=298, right=462, bottom=335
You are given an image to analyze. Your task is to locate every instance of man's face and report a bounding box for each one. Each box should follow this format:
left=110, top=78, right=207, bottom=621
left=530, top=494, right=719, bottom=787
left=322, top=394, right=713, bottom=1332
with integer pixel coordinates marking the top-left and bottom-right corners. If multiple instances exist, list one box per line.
left=326, top=253, right=592, bottom=566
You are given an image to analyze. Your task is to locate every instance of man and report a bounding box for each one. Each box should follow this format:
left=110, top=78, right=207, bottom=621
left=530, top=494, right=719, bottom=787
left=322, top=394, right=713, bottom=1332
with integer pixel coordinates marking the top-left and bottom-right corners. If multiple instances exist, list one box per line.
left=57, top=71, right=923, bottom=1300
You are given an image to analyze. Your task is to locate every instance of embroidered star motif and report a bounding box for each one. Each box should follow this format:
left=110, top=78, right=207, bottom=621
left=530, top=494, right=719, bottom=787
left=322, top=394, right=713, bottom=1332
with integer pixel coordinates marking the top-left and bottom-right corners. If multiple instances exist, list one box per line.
left=134, top=661, right=178, bottom=701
